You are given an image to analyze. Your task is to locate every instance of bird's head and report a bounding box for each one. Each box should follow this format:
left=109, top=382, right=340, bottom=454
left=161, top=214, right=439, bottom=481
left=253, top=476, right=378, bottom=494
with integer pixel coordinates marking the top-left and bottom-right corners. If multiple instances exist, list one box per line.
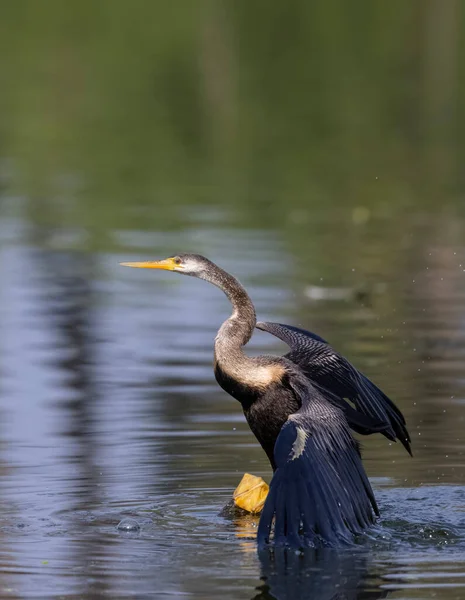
left=120, top=253, right=215, bottom=278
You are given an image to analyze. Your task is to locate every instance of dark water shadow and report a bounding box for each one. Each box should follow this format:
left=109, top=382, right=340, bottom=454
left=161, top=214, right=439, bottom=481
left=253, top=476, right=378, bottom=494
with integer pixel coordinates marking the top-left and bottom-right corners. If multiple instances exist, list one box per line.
left=254, top=548, right=392, bottom=600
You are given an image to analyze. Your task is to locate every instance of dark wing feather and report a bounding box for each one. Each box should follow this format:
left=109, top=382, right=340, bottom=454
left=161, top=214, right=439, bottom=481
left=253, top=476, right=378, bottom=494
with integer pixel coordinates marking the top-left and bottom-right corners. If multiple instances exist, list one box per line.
left=260, top=322, right=330, bottom=344
left=256, top=321, right=411, bottom=455
left=257, top=383, right=378, bottom=549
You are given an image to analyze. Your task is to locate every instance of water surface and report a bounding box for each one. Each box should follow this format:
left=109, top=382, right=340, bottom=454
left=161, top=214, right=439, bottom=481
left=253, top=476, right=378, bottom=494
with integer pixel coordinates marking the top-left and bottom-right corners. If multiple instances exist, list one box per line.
left=1, top=214, right=465, bottom=599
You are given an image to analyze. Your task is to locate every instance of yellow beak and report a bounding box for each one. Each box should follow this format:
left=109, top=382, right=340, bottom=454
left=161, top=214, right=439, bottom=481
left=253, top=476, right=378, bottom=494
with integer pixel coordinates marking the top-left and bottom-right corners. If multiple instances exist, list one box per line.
left=120, top=258, right=178, bottom=271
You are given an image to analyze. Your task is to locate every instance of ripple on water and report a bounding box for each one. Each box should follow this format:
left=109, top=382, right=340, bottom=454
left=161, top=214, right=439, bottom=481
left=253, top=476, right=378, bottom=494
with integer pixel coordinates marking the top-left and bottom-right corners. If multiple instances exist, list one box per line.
left=2, top=479, right=465, bottom=598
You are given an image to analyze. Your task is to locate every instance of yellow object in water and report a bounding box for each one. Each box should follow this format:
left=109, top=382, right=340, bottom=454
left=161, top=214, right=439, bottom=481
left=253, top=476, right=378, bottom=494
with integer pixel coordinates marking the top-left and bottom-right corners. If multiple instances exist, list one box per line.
left=233, top=473, right=269, bottom=514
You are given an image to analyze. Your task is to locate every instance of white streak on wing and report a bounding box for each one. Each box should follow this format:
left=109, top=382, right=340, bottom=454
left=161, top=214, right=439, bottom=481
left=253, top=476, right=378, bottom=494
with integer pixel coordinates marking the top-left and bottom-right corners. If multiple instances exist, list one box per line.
left=320, top=354, right=340, bottom=364
left=290, top=426, right=308, bottom=461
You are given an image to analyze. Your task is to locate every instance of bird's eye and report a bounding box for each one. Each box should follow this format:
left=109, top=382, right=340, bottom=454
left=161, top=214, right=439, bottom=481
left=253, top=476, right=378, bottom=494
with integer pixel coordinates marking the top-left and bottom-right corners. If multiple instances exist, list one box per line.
left=173, top=256, right=182, bottom=265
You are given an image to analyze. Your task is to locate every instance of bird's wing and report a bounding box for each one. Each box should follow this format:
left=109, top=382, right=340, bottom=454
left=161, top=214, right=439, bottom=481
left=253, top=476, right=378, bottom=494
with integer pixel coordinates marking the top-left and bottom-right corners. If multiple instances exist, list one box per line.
left=256, top=321, right=411, bottom=455
left=257, top=381, right=378, bottom=548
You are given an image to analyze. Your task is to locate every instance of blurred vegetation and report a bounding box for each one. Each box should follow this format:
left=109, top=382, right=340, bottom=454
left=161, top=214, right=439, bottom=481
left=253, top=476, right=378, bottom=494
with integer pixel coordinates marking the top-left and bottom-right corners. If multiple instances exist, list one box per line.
left=0, top=0, right=463, bottom=238
left=0, top=0, right=464, bottom=497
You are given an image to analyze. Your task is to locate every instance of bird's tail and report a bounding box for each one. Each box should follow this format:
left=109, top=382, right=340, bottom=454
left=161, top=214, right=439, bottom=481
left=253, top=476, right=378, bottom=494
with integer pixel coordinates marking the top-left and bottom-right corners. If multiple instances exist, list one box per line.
left=257, top=419, right=378, bottom=549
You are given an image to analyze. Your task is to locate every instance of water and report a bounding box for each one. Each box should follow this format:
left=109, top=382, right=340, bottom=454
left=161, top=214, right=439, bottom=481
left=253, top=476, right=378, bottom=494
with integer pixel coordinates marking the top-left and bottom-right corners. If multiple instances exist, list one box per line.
left=2, top=3, right=465, bottom=597
left=0, top=213, right=464, bottom=599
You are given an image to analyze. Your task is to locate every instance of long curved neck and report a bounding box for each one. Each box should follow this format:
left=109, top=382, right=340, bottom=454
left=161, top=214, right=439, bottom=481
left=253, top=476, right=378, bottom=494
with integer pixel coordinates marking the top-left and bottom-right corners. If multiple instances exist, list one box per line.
left=201, top=261, right=285, bottom=399
left=206, top=266, right=256, bottom=345
left=202, top=265, right=256, bottom=370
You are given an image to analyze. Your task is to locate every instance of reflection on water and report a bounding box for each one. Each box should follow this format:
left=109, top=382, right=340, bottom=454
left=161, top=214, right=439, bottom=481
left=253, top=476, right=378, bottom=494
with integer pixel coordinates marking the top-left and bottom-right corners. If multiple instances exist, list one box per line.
left=255, top=549, right=391, bottom=600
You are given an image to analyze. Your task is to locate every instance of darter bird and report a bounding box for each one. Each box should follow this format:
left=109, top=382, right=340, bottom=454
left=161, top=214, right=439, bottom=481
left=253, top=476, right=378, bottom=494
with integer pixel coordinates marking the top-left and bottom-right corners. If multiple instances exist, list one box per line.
left=120, top=254, right=411, bottom=548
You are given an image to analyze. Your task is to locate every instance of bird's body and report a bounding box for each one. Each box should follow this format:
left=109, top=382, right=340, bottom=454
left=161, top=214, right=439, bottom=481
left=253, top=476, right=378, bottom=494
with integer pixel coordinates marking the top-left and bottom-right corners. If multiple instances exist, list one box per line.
left=121, top=254, right=410, bottom=548
left=215, top=355, right=299, bottom=468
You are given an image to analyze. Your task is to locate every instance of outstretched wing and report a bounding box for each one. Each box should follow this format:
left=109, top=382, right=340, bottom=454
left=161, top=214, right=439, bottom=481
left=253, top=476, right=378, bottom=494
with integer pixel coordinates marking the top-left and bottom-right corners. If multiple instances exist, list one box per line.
left=256, top=321, right=411, bottom=455
left=257, top=383, right=378, bottom=548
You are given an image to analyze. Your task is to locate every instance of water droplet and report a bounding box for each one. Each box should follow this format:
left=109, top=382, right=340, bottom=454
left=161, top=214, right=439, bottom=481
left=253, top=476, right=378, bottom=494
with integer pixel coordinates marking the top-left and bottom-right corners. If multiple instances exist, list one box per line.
left=117, top=518, right=140, bottom=533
